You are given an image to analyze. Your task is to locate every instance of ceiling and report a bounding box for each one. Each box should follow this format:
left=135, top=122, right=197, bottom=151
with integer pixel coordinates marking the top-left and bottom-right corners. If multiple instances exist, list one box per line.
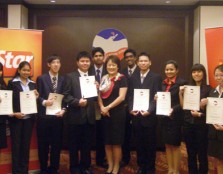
left=23, top=0, right=201, bottom=6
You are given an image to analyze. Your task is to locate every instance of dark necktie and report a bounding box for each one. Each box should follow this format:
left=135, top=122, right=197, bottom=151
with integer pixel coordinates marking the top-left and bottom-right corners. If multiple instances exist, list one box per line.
left=52, top=76, right=57, bottom=92
left=129, top=69, right=132, bottom=77
left=96, top=69, right=101, bottom=82
left=141, top=75, right=145, bottom=84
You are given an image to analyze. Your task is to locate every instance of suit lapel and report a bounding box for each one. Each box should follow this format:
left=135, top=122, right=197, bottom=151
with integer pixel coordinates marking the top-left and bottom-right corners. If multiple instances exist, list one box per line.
left=14, top=81, right=23, bottom=91
left=46, top=73, right=54, bottom=92
left=141, top=71, right=151, bottom=87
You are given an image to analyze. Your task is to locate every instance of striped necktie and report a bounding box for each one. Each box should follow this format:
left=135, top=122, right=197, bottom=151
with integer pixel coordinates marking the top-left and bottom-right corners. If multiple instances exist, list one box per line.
left=52, top=76, right=57, bottom=92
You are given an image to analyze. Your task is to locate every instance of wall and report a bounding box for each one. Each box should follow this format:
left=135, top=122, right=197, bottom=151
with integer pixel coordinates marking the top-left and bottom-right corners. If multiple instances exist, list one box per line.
left=8, top=4, right=28, bottom=29
left=194, top=6, right=223, bottom=80
left=28, top=7, right=193, bottom=80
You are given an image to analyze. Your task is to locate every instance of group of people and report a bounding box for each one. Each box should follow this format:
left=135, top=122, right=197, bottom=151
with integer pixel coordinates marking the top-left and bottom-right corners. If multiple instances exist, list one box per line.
left=0, top=47, right=223, bottom=174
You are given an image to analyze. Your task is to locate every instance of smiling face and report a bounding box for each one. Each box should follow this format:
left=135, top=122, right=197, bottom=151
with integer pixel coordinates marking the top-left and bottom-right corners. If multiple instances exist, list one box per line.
left=192, top=70, right=204, bottom=84
left=137, top=55, right=151, bottom=73
left=214, top=68, right=223, bottom=87
left=77, top=57, right=91, bottom=73
left=165, top=63, right=178, bottom=79
left=124, top=52, right=136, bottom=68
left=48, top=59, right=61, bottom=75
left=107, top=59, right=118, bottom=77
left=18, top=64, right=31, bottom=80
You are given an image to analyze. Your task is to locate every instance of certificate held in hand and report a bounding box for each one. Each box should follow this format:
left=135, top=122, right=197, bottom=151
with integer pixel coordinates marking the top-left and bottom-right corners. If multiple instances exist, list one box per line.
left=79, top=76, right=98, bottom=98
left=156, top=92, right=171, bottom=116
left=183, top=85, right=200, bottom=111
left=0, top=90, right=13, bottom=115
left=46, top=93, right=64, bottom=115
left=206, top=97, right=223, bottom=125
left=20, top=90, right=37, bottom=114
left=133, top=89, right=150, bottom=111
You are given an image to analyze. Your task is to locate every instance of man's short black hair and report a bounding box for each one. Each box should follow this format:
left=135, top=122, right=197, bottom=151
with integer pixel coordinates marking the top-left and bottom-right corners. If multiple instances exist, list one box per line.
left=76, top=51, right=92, bottom=61
left=47, top=54, right=61, bottom=63
left=92, top=47, right=105, bottom=56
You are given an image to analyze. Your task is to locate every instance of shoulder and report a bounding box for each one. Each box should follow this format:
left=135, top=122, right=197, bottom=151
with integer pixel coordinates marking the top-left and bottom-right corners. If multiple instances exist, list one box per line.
left=148, top=71, right=162, bottom=80
left=176, top=77, right=187, bottom=85
left=37, top=73, right=48, bottom=80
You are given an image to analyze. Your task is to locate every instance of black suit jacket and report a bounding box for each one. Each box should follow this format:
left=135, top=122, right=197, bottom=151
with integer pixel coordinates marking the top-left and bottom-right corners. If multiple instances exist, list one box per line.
left=121, top=66, right=140, bottom=80
left=162, top=77, right=187, bottom=120
left=37, top=72, right=65, bottom=118
left=7, top=79, right=37, bottom=113
left=121, top=66, right=140, bottom=104
left=129, top=70, right=162, bottom=127
left=63, top=70, right=95, bottom=125
left=89, top=65, right=107, bottom=83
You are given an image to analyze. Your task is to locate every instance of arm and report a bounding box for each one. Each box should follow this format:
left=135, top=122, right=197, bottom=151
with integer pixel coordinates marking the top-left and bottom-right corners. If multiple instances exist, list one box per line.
left=63, top=74, right=81, bottom=107
left=100, top=87, right=127, bottom=116
left=36, top=77, right=53, bottom=107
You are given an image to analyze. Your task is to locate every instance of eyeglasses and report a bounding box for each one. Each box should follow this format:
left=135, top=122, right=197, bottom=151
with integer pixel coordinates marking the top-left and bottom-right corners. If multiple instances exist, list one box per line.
left=124, top=55, right=134, bottom=59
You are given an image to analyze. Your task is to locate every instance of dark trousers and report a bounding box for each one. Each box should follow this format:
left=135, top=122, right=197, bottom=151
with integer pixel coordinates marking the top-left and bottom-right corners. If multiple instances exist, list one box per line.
left=68, top=123, right=94, bottom=172
left=95, top=119, right=106, bottom=165
left=122, top=109, right=132, bottom=164
left=183, top=123, right=208, bottom=174
left=37, top=117, right=63, bottom=173
left=132, top=120, right=156, bottom=173
left=9, top=117, right=35, bottom=174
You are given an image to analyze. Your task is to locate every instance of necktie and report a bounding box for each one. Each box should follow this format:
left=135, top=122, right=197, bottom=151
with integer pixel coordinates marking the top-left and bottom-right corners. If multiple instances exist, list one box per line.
left=52, top=76, right=57, bottom=92
left=96, top=69, right=101, bottom=82
left=129, top=69, right=132, bottom=77
left=141, top=75, right=144, bottom=84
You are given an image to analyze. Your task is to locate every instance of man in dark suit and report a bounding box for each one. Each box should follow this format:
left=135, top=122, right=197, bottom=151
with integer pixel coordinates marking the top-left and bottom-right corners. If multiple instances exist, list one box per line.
left=36, top=55, right=66, bottom=174
left=128, top=52, right=162, bottom=174
left=63, top=51, right=95, bottom=174
left=89, top=47, right=107, bottom=168
left=120, top=48, right=139, bottom=167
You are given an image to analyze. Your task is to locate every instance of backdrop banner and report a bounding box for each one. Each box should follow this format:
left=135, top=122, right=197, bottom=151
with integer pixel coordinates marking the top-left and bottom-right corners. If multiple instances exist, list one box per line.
left=0, top=28, right=42, bottom=173
left=205, top=27, right=223, bottom=87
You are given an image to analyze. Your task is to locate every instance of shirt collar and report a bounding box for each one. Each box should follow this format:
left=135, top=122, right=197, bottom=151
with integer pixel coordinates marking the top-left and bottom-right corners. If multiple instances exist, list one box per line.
left=94, top=65, right=103, bottom=72
left=78, top=69, right=88, bottom=77
left=12, top=77, right=34, bottom=84
left=128, top=64, right=137, bottom=72
left=163, top=76, right=177, bottom=85
left=215, top=85, right=223, bottom=97
left=140, top=69, right=150, bottom=77
left=49, top=71, right=58, bottom=79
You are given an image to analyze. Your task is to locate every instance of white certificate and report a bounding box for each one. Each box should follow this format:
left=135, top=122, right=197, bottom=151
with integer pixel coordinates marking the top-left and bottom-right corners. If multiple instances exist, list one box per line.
left=0, top=90, right=13, bottom=115
left=20, top=90, right=37, bottom=114
left=183, top=85, right=200, bottom=111
left=46, top=93, right=64, bottom=115
left=206, top=97, right=223, bottom=125
left=133, top=89, right=150, bottom=111
left=79, top=76, right=98, bottom=98
left=156, top=92, right=171, bottom=116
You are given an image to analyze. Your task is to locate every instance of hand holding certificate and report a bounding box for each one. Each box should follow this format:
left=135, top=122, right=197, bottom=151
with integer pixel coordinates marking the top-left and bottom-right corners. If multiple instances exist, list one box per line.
left=206, top=97, right=223, bottom=125
left=133, top=89, right=150, bottom=111
left=79, top=76, right=98, bottom=98
left=0, top=90, right=13, bottom=115
left=156, top=92, right=171, bottom=116
left=183, top=85, right=200, bottom=111
left=20, top=90, right=37, bottom=114
left=46, top=93, right=64, bottom=115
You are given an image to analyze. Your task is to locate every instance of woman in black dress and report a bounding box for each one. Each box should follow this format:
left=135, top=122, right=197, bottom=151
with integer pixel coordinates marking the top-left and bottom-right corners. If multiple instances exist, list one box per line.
left=179, top=64, right=211, bottom=174
left=0, top=63, right=7, bottom=150
left=7, top=61, right=38, bottom=174
left=159, top=60, right=187, bottom=174
left=201, top=64, right=223, bottom=174
left=98, top=55, right=127, bottom=174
